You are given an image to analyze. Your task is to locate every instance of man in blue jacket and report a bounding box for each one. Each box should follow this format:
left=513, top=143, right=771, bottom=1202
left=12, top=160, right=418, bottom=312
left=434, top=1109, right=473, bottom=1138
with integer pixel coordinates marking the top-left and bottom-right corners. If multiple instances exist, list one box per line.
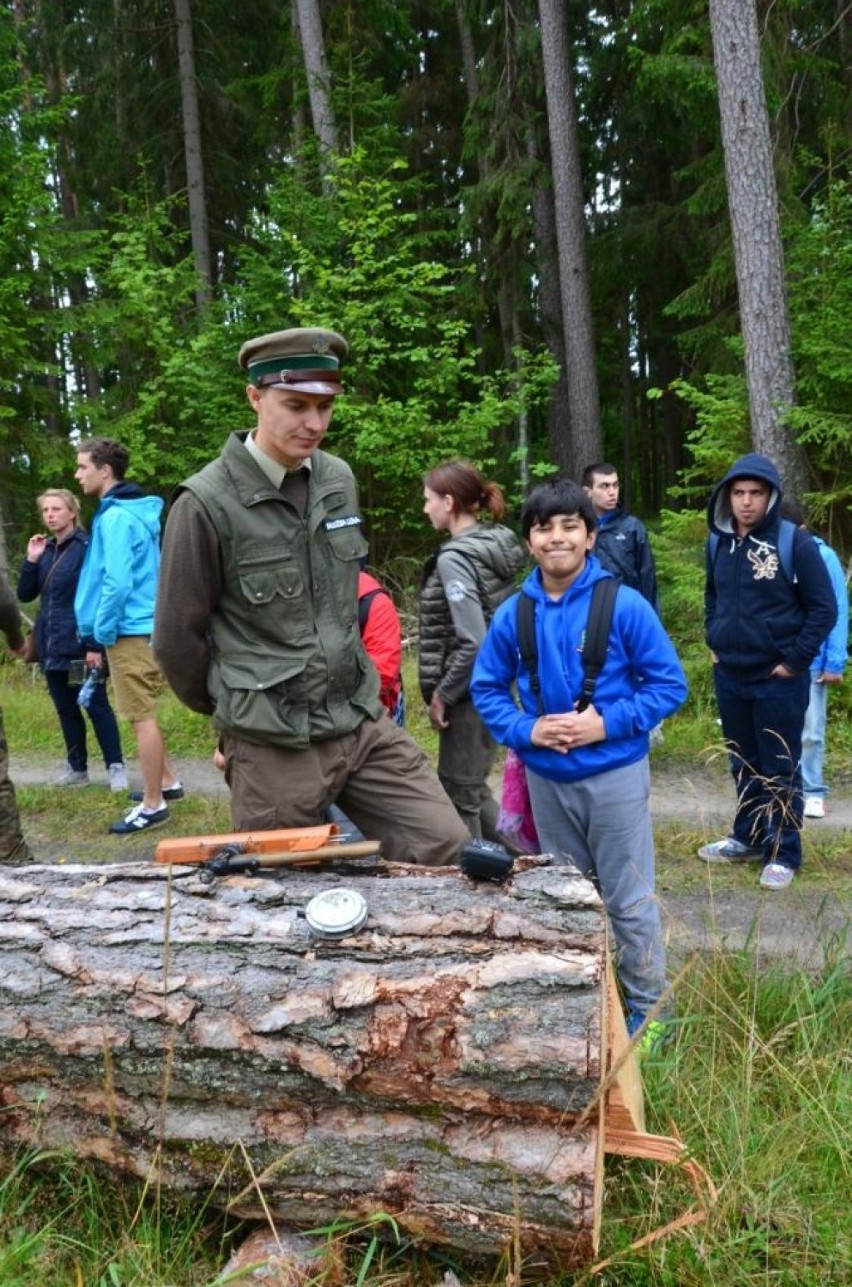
left=699, top=453, right=837, bottom=888
left=779, top=499, right=848, bottom=820
left=471, top=478, right=688, bottom=1040
left=74, top=438, right=181, bottom=835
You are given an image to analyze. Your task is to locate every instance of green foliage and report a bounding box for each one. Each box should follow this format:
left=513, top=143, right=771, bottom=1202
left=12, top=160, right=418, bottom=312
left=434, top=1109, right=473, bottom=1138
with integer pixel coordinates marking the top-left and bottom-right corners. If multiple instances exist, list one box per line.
left=70, top=178, right=234, bottom=488
left=225, top=148, right=556, bottom=544
left=0, top=17, right=78, bottom=517
left=785, top=174, right=852, bottom=525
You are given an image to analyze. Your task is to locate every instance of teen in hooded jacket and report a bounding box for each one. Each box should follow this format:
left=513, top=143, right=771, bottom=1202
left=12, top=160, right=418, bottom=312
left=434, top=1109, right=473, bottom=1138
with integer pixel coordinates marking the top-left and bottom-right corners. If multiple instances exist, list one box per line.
left=471, top=478, right=687, bottom=1039
left=698, top=452, right=836, bottom=889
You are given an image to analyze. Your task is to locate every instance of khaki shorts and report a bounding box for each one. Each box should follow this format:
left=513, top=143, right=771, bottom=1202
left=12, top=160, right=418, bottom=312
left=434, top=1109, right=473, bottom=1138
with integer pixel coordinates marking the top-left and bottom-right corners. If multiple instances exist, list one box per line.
left=107, top=636, right=166, bottom=723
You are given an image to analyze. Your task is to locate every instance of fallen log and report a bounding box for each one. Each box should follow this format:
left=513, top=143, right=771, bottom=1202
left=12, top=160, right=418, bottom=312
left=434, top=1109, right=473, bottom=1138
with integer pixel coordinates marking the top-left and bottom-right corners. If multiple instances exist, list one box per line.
left=0, top=855, right=645, bottom=1276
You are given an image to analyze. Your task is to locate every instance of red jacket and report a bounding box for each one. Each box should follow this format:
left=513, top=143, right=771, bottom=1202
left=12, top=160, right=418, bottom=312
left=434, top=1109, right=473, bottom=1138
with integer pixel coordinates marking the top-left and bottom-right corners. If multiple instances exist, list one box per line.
left=358, top=571, right=403, bottom=720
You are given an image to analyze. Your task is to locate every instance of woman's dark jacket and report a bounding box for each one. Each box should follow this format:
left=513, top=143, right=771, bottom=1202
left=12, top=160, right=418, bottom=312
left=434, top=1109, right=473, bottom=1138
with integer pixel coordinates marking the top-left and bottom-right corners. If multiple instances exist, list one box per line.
left=17, top=528, right=95, bottom=671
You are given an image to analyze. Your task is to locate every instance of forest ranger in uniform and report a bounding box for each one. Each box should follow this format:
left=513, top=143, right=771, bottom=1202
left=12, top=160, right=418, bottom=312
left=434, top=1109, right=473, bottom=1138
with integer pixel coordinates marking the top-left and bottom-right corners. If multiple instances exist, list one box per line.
left=153, top=327, right=470, bottom=865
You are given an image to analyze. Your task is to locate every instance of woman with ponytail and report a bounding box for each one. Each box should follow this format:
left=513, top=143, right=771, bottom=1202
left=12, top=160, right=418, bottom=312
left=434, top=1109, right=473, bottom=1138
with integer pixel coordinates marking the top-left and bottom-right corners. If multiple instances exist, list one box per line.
left=419, top=460, right=525, bottom=841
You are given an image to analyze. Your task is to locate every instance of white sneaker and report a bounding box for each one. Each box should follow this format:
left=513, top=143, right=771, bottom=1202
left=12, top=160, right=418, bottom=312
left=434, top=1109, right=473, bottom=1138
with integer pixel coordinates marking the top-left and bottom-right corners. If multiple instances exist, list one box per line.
left=52, top=766, right=90, bottom=787
left=759, top=862, right=795, bottom=890
left=108, top=763, right=129, bottom=793
left=803, top=796, right=825, bottom=819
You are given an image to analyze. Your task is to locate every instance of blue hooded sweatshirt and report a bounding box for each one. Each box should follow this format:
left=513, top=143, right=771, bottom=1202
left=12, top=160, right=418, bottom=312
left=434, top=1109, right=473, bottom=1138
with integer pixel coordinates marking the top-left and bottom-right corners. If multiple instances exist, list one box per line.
left=74, top=483, right=163, bottom=646
left=470, top=555, right=687, bottom=783
left=705, top=453, right=837, bottom=679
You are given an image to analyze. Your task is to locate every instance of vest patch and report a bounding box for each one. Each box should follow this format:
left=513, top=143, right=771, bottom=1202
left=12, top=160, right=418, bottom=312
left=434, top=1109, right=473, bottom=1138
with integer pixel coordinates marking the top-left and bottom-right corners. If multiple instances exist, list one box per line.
left=445, top=579, right=468, bottom=603
left=323, top=515, right=362, bottom=532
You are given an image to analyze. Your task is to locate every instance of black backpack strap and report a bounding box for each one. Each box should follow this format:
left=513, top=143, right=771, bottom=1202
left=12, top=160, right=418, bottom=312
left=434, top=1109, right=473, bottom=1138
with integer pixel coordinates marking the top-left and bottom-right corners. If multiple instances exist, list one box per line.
left=515, top=591, right=543, bottom=716
left=358, top=587, right=384, bottom=632
left=576, top=578, right=619, bottom=712
left=514, top=589, right=548, bottom=715
left=516, top=579, right=619, bottom=717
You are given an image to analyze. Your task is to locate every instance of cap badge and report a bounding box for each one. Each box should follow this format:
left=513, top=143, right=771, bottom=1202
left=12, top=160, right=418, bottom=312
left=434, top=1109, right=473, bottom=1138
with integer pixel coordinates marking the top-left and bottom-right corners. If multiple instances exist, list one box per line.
left=312, top=335, right=332, bottom=355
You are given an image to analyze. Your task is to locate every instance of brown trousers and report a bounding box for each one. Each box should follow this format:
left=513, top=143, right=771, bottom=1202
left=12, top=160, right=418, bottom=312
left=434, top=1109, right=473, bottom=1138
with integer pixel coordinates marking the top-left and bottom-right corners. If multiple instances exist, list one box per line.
left=222, top=715, right=469, bottom=866
left=437, top=698, right=501, bottom=842
left=0, top=707, right=32, bottom=862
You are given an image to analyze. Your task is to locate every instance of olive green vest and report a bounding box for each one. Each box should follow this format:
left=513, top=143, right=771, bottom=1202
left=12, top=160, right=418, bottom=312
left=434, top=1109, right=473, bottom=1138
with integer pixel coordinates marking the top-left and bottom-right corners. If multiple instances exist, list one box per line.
left=182, top=433, right=381, bottom=747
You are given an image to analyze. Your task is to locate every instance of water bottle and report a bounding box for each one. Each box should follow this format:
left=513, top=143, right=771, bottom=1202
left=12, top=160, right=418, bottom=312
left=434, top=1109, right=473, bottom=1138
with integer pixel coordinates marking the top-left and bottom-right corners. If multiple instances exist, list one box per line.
left=77, top=665, right=102, bottom=709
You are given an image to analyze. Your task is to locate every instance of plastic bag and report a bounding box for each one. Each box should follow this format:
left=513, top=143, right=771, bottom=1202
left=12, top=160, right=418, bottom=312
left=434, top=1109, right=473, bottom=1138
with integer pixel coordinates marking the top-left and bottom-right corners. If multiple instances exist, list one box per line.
left=497, top=750, right=541, bottom=854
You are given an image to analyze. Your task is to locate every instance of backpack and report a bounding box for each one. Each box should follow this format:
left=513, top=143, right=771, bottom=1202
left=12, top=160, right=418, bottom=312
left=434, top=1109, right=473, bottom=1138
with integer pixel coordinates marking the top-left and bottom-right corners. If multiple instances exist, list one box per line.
left=516, top=577, right=620, bottom=716
left=707, top=519, right=797, bottom=582
left=358, top=585, right=405, bottom=727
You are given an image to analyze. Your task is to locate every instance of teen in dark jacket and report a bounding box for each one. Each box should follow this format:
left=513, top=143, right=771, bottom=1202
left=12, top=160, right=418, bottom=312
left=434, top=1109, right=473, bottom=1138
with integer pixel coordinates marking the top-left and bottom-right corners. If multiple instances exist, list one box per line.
left=17, top=489, right=126, bottom=790
left=698, top=453, right=836, bottom=889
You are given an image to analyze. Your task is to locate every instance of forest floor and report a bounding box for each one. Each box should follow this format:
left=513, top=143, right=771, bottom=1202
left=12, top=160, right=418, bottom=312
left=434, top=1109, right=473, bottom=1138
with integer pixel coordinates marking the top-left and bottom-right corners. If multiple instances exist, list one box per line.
left=11, top=752, right=852, bottom=971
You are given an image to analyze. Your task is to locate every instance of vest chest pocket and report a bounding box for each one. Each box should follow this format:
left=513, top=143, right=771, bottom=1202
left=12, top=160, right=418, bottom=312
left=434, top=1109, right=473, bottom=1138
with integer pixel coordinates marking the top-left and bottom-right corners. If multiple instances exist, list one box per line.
left=237, top=556, right=304, bottom=606
left=325, top=525, right=369, bottom=565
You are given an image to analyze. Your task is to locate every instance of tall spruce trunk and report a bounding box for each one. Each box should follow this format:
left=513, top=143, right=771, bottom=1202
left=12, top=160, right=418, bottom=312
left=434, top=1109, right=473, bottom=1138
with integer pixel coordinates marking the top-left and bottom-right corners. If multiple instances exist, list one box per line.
left=293, top=0, right=338, bottom=165
left=709, top=0, right=807, bottom=496
left=537, top=0, right=602, bottom=475
left=174, top=0, right=212, bottom=313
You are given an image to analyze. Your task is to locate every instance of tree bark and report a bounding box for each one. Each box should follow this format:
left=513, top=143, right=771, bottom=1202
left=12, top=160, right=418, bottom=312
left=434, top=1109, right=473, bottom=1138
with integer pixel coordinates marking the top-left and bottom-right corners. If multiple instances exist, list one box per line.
left=0, top=858, right=610, bottom=1274
left=709, top=0, right=807, bottom=495
left=173, top=0, right=212, bottom=313
left=293, top=0, right=338, bottom=165
left=537, top=0, right=602, bottom=475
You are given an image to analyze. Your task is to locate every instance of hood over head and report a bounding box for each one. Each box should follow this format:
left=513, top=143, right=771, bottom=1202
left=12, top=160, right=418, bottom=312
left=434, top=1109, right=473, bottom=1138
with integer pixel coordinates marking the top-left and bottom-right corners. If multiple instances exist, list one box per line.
left=707, top=452, right=782, bottom=537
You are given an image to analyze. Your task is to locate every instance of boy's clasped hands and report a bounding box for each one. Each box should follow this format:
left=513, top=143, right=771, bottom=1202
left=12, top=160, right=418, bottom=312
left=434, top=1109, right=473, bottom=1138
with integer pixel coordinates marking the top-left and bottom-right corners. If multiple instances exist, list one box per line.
left=531, top=707, right=606, bottom=752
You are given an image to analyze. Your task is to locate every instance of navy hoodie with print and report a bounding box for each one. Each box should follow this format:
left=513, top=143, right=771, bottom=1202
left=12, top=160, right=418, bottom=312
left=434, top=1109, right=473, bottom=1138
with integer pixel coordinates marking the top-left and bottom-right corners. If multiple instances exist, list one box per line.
left=704, top=453, right=836, bottom=679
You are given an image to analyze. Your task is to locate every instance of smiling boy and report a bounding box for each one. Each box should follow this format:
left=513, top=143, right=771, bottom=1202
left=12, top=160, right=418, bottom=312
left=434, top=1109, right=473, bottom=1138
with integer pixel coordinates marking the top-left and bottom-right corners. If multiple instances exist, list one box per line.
left=471, top=478, right=688, bottom=1038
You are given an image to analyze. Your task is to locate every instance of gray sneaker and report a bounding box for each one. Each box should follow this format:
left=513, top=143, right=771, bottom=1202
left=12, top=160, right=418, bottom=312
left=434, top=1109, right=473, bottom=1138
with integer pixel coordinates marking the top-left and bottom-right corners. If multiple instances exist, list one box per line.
left=759, top=862, right=795, bottom=890
left=52, top=767, right=90, bottom=787
left=697, top=837, right=763, bottom=863
left=108, top=763, right=129, bottom=793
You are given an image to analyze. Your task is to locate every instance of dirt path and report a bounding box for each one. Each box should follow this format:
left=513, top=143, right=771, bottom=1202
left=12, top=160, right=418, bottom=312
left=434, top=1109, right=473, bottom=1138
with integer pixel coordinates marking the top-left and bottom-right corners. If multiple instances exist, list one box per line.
left=11, top=752, right=852, bottom=968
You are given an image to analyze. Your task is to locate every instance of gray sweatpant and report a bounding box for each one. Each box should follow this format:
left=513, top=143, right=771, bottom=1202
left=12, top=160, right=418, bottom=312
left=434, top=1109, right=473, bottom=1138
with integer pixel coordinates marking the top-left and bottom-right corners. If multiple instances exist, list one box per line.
left=526, top=757, right=666, bottom=1018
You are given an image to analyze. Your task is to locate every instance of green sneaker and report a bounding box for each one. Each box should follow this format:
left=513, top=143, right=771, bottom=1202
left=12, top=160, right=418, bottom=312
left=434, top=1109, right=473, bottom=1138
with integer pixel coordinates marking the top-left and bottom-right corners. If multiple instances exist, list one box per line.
left=639, top=1020, right=672, bottom=1055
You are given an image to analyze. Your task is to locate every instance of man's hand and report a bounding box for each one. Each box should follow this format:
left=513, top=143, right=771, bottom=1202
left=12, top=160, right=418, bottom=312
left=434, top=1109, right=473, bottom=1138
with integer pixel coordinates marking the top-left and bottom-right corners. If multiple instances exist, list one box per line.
left=85, top=649, right=103, bottom=669
left=530, top=706, right=606, bottom=753
left=771, top=663, right=797, bottom=678
left=429, top=692, right=449, bottom=732
left=816, top=671, right=844, bottom=685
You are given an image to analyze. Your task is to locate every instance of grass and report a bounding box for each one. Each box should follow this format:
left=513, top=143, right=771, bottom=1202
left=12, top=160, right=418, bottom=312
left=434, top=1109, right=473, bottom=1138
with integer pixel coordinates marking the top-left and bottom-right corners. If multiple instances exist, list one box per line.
left=1, top=660, right=851, bottom=1284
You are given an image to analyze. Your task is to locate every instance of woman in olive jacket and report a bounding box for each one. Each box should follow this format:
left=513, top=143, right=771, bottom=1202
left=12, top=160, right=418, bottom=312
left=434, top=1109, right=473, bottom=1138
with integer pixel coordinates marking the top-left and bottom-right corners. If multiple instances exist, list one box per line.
left=420, top=460, right=525, bottom=841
